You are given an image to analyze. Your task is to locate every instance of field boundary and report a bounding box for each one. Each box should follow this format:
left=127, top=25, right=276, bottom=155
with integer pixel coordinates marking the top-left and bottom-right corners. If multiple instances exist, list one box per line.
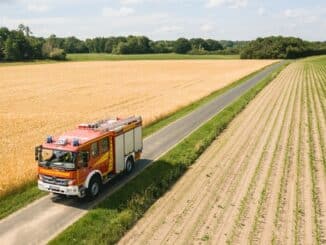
left=50, top=62, right=289, bottom=244
left=0, top=62, right=277, bottom=220
left=0, top=53, right=239, bottom=67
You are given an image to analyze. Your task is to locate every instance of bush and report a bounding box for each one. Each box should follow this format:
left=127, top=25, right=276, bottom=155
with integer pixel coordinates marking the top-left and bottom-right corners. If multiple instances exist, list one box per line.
left=49, top=48, right=66, bottom=60
left=187, top=49, right=210, bottom=55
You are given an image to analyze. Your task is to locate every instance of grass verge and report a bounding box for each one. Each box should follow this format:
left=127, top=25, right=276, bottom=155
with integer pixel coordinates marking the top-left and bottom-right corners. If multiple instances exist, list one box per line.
left=0, top=181, right=46, bottom=220
left=67, top=53, right=240, bottom=61
left=50, top=62, right=289, bottom=244
left=0, top=63, right=276, bottom=220
left=0, top=53, right=239, bottom=67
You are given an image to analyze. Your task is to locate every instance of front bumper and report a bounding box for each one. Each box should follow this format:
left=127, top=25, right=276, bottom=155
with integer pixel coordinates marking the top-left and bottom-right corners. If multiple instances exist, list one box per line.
left=38, top=180, right=85, bottom=197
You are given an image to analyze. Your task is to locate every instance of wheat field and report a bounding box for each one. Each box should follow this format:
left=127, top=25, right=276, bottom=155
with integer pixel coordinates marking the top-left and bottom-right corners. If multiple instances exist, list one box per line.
left=0, top=59, right=276, bottom=196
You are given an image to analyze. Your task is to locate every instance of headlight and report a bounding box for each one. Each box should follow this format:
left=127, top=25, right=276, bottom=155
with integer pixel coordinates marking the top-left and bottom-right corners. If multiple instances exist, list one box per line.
left=68, top=179, right=77, bottom=186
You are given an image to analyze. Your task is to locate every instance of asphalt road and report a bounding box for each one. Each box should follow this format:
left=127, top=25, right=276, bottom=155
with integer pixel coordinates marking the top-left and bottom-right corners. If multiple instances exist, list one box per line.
left=0, top=61, right=283, bottom=245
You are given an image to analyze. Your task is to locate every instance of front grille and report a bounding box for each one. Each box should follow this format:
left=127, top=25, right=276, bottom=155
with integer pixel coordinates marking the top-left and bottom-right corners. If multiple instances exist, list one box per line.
left=41, top=175, right=69, bottom=186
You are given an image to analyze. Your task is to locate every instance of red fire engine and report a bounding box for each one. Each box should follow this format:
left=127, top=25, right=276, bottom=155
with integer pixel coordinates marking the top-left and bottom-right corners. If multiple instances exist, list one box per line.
left=36, top=116, right=142, bottom=199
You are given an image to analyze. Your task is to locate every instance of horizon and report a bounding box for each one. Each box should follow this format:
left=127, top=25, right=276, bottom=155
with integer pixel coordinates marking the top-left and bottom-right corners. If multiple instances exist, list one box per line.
left=0, top=0, right=325, bottom=41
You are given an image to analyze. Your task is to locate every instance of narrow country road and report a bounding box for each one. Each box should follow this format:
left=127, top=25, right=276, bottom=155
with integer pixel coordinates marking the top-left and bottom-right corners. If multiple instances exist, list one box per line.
left=0, top=61, right=283, bottom=245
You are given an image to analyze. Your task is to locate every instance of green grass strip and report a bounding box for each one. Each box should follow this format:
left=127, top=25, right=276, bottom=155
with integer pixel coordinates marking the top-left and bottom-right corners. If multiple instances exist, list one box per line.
left=0, top=63, right=274, bottom=220
left=0, top=53, right=239, bottom=67
left=50, top=62, right=288, bottom=245
left=0, top=181, right=46, bottom=220
left=67, top=53, right=240, bottom=61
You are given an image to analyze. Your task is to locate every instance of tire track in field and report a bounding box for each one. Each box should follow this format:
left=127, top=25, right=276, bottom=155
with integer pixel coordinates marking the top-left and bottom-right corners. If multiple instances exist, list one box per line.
left=301, top=67, right=315, bottom=244
left=306, top=65, right=326, bottom=243
left=121, top=66, right=286, bottom=245
left=294, top=67, right=306, bottom=245
left=311, top=65, right=326, bottom=174
left=271, top=64, right=303, bottom=245
left=247, top=63, right=299, bottom=245
left=210, top=65, right=297, bottom=245
left=227, top=64, right=299, bottom=245
left=173, top=69, right=291, bottom=245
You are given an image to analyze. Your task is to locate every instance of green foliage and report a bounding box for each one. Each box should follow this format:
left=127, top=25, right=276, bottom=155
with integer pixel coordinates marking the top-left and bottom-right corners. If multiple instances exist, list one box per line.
left=112, top=36, right=151, bottom=54
left=63, top=37, right=88, bottom=53
left=28, top=37, right=45, bottom=59
left=0, top=25, right=67, bottom=61
left=150, top=40, right=174, bottom=53
left=190, top=38, right=209, bottom=50
left=206, top=39, right=223, bottom=51
left=67, top=53, right=240, bottom=61
left=240, top=36, right=326, bottom=59
left=4, top=30, right=31, bottom=60
left=0, top=27, right=10, bottom=60
left=174, top=38, right=192, bottom=54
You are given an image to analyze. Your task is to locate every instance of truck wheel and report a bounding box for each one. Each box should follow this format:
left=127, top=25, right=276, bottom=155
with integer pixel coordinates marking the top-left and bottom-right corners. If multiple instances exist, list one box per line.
left=125, top=156, right=134, bottom=174
left=86, top=176, right=101, bottom=199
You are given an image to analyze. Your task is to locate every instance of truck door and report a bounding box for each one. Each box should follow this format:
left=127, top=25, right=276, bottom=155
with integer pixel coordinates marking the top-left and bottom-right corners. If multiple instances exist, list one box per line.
left=99, top=137, right=112, bottom=174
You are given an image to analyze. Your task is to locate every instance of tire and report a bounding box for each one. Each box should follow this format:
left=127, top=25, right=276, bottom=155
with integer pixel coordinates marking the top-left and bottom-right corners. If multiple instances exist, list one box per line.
left=86, top=176, right=101, bottom=199
left=125, top=156, right=134, bottom=174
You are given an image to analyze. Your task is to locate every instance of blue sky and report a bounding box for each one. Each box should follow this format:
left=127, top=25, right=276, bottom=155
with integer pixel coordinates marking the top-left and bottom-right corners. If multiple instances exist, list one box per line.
left=0, top=0, right=325, bottom=40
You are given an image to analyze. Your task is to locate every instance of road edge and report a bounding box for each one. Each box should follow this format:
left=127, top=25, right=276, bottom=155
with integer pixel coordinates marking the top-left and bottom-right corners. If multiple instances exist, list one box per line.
left=50, top=61, right=289, bottom=244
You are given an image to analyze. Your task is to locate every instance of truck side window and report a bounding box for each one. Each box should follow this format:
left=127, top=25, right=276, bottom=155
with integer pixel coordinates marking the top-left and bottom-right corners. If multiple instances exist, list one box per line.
left=91, top=142, right=99, bottom=157
left=100, top=138, right=109, bottom=153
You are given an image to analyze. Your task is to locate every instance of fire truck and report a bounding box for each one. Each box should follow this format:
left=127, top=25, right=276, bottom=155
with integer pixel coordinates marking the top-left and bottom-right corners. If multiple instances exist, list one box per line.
left=36, top=116, right=142, bottom=199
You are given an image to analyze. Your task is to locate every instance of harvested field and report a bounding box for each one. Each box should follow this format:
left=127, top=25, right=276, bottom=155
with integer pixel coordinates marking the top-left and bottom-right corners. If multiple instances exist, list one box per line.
left=0, top=60, right=275, bottom=196
left=119, top=57, right=326, bottom=244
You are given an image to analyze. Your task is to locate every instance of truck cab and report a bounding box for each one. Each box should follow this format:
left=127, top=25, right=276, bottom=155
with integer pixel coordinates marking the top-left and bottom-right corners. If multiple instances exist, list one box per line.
left=36, top=116, right=142, bottom=199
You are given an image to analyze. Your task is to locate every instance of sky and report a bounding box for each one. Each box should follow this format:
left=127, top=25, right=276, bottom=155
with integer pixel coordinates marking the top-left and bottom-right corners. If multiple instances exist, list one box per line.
left=0, top=0, right=325, bottom=41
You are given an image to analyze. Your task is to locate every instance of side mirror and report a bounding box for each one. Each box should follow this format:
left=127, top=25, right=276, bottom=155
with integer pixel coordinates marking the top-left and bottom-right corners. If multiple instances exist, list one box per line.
left=35, top=146, right=41, bottom=161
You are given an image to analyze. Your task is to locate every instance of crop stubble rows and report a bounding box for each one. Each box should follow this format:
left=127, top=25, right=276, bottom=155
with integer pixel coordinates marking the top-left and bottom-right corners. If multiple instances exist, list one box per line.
left=119, top=59, right=326, bottom=244
left=0, top=60, right=275, bottom=196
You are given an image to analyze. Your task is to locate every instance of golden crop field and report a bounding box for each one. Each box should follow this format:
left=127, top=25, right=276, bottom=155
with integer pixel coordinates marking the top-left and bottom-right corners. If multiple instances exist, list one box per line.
left=120, top=58, right=326, bottom=244
left=0, top=60, right=276, bottom=196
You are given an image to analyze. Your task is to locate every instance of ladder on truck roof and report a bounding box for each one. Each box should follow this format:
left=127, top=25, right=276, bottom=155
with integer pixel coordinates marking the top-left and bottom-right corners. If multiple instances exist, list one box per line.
left=95, top=116, right=142, bottom=132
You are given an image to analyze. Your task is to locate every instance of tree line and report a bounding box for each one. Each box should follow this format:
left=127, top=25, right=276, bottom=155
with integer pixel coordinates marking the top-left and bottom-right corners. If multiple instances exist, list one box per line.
left=0, top=25, right=67, bottom=61
left=0, top=25, right=244, bottom=61
left=0, top=25, right=325, bottom=61
left=240, top=36, right=326, bottom=59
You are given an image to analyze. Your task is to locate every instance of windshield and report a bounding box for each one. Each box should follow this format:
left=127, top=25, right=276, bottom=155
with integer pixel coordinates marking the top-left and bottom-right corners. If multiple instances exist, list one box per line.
left=38, top=149, right=77, bottom=170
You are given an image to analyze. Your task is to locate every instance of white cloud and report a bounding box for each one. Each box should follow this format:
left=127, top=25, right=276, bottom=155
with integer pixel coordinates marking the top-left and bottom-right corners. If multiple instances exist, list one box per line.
left=157, top=25, right=183, bottom=33
left=283, top=8, right=320, bottom=24
left=200, top=23, right=214, bottom=32
left=102, top=7, right=135, bottom=17
left=206, top=0, right=248, bottom=8
left=284, top=9, right=305, bottom=18
left=119, top=0, right=162, bottom=4
left=22, top=0, right=51, bottom=12
left=1, top=16, right=67, bottom=26
left=120, top=0, right=144, bottom=4
left=257, top=7, right=265, bottom=16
